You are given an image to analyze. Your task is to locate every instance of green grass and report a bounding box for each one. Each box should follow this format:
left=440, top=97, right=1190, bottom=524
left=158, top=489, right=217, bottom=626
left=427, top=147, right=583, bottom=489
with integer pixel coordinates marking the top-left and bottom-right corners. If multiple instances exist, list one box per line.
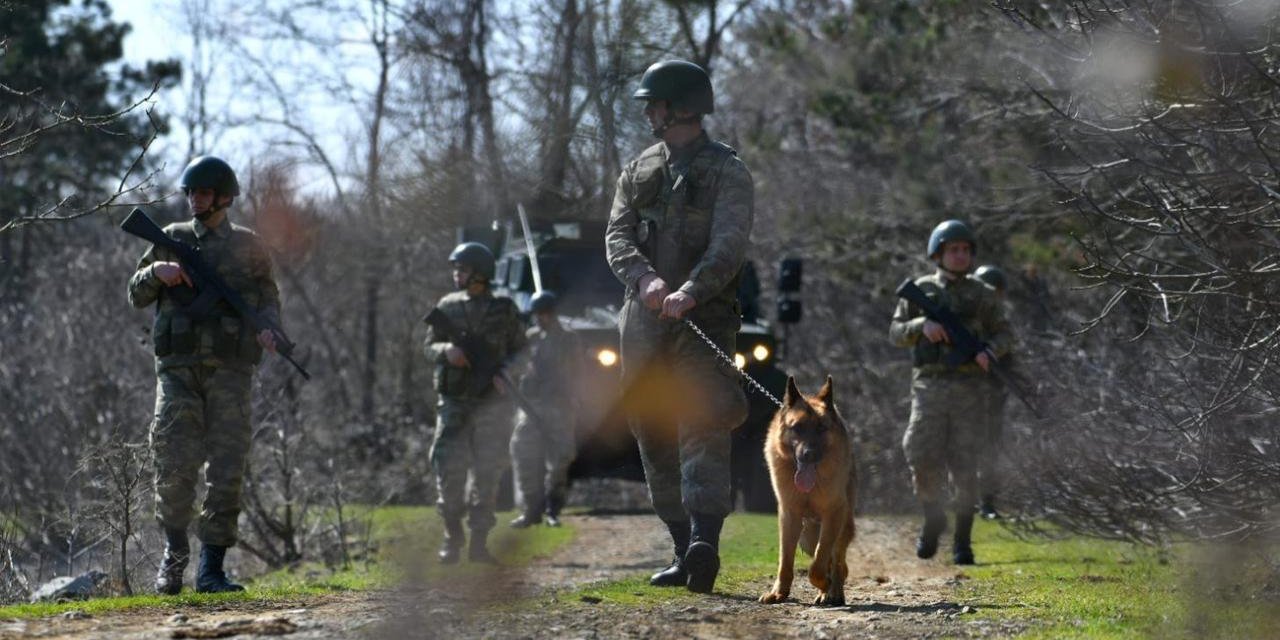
left=0, top=507, right=574, bottom=621
left=957, top=520, right=1280, bottom=639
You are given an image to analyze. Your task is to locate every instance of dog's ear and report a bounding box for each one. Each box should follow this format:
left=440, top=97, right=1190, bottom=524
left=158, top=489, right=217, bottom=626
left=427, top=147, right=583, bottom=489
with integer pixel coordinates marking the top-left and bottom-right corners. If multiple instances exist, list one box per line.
left=784, top=376, right=802, bottom=408
left=817, top=375, right=835, bottom=409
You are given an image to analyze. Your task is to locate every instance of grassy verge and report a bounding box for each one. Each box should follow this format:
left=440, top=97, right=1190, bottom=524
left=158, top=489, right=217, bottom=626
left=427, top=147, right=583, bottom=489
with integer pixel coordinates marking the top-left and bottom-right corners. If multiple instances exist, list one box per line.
left=0, top=507, right=574, bottom=621
left=961, top=520, right=1280, bottom=639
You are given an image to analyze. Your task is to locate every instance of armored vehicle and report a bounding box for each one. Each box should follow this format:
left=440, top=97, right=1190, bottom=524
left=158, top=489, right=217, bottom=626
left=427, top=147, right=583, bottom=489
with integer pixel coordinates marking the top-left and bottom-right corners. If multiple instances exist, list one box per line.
left=477, top=218, right=801, bottom=512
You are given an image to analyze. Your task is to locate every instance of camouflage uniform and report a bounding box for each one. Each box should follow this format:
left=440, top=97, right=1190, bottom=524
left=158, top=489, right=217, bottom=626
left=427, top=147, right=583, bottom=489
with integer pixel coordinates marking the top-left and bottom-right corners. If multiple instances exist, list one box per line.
left=423, top=290, right=526, bottom=533
left=605, top=131, right=753, bottom=524
left=128, top=216, right=279, bottom=547
left=889, top=271, right=1010, bottom=509
left=509, top=324, right=582, bottom=519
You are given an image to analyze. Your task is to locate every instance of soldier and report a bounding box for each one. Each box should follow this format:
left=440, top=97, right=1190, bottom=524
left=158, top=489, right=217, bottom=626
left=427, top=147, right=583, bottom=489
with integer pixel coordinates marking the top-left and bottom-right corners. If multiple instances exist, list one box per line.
left=424, top=242, right=526, bottom=564
left=127, top=155, right=281, bottom=594
left=605, top=59, right=753, bottom=594
left=508, top=291, right=582, bottom=529
left=889, top=220, right=1010, bottom=566
left=972, top=264, right=1010, bottom=520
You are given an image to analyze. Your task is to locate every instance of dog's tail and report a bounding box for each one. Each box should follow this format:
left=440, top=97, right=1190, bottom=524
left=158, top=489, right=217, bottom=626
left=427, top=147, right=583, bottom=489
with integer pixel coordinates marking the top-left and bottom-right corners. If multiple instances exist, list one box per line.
left=799, top=517, right=819, bottom=557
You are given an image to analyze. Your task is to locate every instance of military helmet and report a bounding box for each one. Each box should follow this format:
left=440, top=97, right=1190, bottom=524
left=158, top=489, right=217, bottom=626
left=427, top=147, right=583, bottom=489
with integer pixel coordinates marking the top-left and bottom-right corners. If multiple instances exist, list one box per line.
left=973, top=265, right=1008, bottom=291
left=927, top=219, right=977, bottom=258
left=633, top=59, right=715, bottom=115
left=179, top=155, right=240, bottom=197
left=448, top=242, right=495, bottom=280
left=529, top=291, right=559, bottom=314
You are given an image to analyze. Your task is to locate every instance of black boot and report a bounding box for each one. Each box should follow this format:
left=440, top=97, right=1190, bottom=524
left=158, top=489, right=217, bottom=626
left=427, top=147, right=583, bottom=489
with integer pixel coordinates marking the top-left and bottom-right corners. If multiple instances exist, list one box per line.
left=195, top=544, right=245, bottom=593
left=649, top=519, right=690, bottom=587
left=545, top=494, right=564, bottom=528
left=468, top=528, right=497, bottom=564
left=685, top=512, right=723, bottom=594
left=915, top=502, right=947, bottom=559
left=438, top=518, right=464, bottom=564
left=509, top=513, right=542, bottom=529
left=978, top=494, right=1001, bottom=520
left=155, top=528, right=189, bottom=595
left=953, top=511, right=976, bottom=565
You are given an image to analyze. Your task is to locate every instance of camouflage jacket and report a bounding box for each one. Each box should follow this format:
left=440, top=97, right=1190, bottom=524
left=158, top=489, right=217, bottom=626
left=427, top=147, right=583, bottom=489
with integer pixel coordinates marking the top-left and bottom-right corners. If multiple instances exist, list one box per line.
left=519, top=324, right=583, bottom=407
left=127, top=215, right=281, bottom=372
left=604, top=131, right=754, bottom=322
left=889, top=270, right=1011, bottom=376
left=424, top=289, right=527, bottom=399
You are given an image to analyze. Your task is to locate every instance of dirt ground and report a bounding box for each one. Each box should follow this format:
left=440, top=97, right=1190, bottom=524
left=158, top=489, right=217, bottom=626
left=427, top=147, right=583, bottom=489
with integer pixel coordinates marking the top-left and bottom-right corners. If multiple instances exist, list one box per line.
left=0, top=514, right=1029, bottom=639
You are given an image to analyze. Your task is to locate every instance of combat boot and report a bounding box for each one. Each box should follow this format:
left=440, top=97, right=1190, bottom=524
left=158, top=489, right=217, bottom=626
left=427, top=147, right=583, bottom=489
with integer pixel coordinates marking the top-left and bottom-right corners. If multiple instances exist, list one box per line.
left=915, top=502, right=947, bottom=559
left=154, top=528, right=189, bottom=595
left=978, top=494, right=1001, bottom=520
left=649, top=519, right=690, bottom=587
left=509, top=513, right=542, bottom=529
left=953, top=511, right=976, bottom=565
left=545, top=495, right=564, bottom=528
left=195, top=544, right=245, bottom=593
left=685, top=512, right=723, bottom=594
left=468, top=528, right=497, bottom=564
left=438, top=518, right=464, bottom=564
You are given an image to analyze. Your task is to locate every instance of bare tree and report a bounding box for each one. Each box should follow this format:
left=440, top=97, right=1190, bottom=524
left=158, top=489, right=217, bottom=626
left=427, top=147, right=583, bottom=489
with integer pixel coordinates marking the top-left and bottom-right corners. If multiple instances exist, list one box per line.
left=78, top=428, right=150, bottom=595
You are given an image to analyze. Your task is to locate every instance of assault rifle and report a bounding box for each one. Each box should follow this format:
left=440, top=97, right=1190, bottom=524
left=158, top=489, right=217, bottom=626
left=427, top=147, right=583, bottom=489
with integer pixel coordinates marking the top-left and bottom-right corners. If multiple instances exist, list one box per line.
left=895, top=279, right=1041, bottom=418
left=121, top=208, right=311, bottom=380
left=422, top=307, right=544, bottom=422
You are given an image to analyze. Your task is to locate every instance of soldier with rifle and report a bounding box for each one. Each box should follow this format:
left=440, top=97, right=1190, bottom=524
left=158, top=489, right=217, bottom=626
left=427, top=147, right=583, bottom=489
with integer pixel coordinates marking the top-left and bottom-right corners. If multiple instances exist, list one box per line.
left=422, top=242, right=526, bottom=564
left=126, top=155, right=292, bottom=594
left=889, top=220, right=1012, bottom=566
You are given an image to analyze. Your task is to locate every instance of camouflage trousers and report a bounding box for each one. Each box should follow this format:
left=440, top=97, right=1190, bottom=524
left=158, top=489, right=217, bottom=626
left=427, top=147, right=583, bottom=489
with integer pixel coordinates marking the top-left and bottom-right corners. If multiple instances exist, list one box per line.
left=620, top=299, right=748, bottom=522
left=509, top=405, right=576, bottom=517
left=149, top=364, right=253, bottom=547
left=978, top=382, right=1007, bottom=498
left=902, top=373, right=988, bottom=508
left=430, top=395, right=514, bottom=532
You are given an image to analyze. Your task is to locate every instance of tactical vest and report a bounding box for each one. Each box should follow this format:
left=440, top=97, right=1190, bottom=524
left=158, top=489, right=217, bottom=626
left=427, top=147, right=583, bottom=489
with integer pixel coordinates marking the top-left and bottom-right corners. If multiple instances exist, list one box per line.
left=433, top=293, right=521, bottom=399
left=910, top=277, right=986, bottom=374
left=630, top=138, right=742, bottom=312
left=152, top=222, right=264, bottom=367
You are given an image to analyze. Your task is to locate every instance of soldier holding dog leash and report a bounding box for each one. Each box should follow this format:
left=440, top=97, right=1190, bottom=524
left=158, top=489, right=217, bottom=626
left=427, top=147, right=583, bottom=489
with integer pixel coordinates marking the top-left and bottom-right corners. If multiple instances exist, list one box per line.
left=605, top=59, right=754, bottom=594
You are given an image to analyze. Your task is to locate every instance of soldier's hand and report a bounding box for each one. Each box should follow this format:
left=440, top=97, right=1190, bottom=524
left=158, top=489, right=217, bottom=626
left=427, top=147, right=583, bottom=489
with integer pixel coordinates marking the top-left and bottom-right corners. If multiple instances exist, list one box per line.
left=493, top=375, right=508, bottom=395
left=257, top=329, right=278, bottom=354
left=638, top=273, right=671, bottom=310
left=976, top=350, right=992, bottom=372
left=659, top=291, right=697, bottom=320
left=445, top=344, right=471, bottom=367
left=153, top=262, right=193, bottom=288
left=922, top=319, right=951, bottom=344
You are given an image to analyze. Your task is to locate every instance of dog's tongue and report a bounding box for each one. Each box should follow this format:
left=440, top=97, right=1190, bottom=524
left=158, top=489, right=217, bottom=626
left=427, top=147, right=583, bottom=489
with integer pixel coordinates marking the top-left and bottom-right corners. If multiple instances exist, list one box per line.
left=794, top=463, right=818, bottom=494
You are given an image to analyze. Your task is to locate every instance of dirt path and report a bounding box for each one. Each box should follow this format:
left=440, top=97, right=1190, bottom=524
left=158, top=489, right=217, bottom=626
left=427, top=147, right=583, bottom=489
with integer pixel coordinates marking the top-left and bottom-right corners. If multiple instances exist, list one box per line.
left=0, top=515, right=1028, bottom=639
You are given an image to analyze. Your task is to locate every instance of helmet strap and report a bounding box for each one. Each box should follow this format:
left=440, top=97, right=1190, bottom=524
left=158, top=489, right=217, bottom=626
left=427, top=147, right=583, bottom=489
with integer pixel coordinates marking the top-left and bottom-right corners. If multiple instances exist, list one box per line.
left=651, top=110, right=701, bottom=139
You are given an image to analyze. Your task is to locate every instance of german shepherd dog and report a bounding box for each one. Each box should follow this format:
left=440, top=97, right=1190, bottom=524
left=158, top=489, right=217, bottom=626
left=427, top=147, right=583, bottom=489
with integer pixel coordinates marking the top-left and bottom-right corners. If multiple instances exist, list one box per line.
left=758, top=376, right=856, bottom=606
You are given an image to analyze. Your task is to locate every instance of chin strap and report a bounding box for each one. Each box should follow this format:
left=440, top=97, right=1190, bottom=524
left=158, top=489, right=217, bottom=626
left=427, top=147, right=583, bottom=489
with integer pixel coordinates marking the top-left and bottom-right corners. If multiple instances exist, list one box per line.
left=651, top=112, right=702, bottom=138
left=193, top=193, right=233, bottom=221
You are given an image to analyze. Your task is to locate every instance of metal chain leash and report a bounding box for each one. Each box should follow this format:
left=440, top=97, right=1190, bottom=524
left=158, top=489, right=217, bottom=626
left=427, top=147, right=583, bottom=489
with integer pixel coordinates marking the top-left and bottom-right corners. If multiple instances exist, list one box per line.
left=682, top=319, right=784, bottom=410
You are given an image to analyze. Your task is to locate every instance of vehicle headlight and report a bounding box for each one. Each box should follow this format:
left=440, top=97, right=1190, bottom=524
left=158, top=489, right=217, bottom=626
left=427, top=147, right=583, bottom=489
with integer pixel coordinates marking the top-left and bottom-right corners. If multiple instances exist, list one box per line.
left=734, top=353, right=746, bottom=369
left=597, top=348, right=619, bottom=367
left=752, top=344, right=770, bottom=362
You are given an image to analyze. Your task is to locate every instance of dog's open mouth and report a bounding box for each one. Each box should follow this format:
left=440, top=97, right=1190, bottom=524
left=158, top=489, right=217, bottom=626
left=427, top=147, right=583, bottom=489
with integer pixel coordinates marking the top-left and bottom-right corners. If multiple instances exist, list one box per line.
left=794, top=462, right=818, bottom=493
